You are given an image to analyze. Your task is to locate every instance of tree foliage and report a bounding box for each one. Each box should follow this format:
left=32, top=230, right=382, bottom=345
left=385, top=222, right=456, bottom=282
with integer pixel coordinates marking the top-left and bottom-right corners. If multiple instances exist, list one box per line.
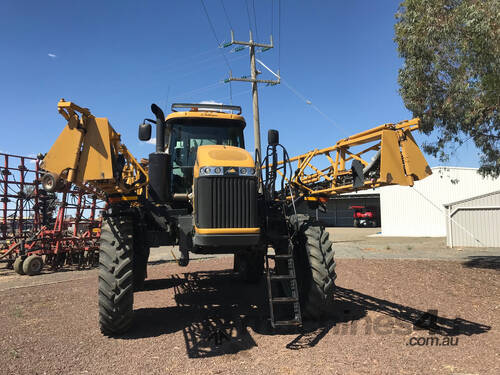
left=395, top=0, right=499, bottom=176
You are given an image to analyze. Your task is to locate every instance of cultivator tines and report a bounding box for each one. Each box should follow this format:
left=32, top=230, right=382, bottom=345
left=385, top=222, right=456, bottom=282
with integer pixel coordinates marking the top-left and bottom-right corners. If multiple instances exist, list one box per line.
left=0, top=152, right=104, bottom=275
left=0, top=152, right=44, bottom=243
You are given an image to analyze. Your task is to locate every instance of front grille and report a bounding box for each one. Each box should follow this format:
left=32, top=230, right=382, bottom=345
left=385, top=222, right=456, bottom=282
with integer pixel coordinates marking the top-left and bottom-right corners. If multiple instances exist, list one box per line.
left=195, top=176, right=257, bottom=228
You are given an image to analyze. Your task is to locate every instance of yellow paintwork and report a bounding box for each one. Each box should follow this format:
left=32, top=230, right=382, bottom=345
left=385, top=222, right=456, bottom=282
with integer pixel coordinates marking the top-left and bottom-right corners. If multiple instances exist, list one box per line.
left=379, top=130, right=412, bottom=185
left=41, top=100, right=431, bottom=243
left=192, top=145, right=257, bottom=233
left=166, top=110, right=246, bottom=125
left=41, top=100, right=148, bottom=197
left=269, top=118, right=432, bottom=196
left=195, top=227, right=260, bottom=234
left=108, top=196, right=139, bottom=203
left=193, top=145, right=255, bottom=178
left=399, top=129, right=431, bottom=181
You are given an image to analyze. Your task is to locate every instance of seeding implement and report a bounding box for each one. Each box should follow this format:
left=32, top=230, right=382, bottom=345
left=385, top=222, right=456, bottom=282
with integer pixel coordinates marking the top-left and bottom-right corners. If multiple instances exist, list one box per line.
left=40, top=99, right=431, bottom=334
left=0, top=152, right=103, bottom=275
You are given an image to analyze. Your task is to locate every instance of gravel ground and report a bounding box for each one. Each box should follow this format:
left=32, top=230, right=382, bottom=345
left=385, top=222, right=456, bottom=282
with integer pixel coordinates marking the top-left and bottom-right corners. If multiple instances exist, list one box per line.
left=0, top=255, right=498, bottom=375
left=327, top=228, right=500, bottom=262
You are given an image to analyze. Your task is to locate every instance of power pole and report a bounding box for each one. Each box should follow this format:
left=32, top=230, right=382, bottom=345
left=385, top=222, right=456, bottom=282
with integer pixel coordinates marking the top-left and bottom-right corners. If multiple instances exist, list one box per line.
left=224, top=30, right=280, bottom=161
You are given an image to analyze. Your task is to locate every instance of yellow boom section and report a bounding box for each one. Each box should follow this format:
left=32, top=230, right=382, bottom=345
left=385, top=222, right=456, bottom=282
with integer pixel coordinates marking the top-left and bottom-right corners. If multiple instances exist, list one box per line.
left=275, top=118, right=432, bottom=196
left=40, top=100, right=148, bottom=198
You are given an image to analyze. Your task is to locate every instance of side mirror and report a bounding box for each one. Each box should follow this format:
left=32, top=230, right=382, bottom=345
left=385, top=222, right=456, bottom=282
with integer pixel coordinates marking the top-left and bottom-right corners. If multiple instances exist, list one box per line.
left=268, top=129, right=279, bottom=146
left=139, top=122, right=152, bottom=141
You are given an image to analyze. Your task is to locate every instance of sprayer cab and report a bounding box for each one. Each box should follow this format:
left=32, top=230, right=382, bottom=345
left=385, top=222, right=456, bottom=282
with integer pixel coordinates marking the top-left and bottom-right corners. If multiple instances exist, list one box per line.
left=139, top=103, right=248, bottom=201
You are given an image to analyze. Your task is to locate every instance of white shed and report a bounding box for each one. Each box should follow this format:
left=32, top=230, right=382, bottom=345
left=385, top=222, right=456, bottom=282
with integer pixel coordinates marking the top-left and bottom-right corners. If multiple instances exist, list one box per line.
left=444, top=190, right=500, bottom=247
left=379, top=167, right=500, bottom=237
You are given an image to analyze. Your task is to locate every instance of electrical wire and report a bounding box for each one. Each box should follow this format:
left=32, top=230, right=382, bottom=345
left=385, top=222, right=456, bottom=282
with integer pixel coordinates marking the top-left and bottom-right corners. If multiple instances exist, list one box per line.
left=170, top=53, right=247, bottom=83
left=271, top=0, right=274, bottom=38
left=244, top=0, right=253, bottom=34
left=278, top=0, right=281, bottom=72
left=214, top=89, right=253, bottom=103
left=252, top=0, right=260, bottom=41
left=165, top=85, right=171, bottom=113
left=174, top=82, right=224, bottom=99
left=220, top=0, right=233, bottom=30
left=200, top=0, right=234, bottom=103
left=256, top=58, right=349, bottom=136
left=160, top=47, right=221, bottom=72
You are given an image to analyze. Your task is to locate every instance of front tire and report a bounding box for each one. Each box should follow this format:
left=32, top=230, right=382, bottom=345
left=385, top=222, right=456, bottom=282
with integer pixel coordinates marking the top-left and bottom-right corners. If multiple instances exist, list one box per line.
left=98, top=214, right=134, bottom=335
left=291, top=215, right=336, bottom=319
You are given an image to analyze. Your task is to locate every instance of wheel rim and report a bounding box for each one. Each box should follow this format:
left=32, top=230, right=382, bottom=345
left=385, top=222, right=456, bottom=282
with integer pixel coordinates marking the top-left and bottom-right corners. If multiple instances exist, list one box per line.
left=30, top=258, right=42, bottom=273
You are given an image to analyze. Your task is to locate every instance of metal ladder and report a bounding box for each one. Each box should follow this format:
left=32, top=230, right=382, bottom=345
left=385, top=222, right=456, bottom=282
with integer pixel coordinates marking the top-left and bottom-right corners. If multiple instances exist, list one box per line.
left=265, top=237, right=302, bottom=328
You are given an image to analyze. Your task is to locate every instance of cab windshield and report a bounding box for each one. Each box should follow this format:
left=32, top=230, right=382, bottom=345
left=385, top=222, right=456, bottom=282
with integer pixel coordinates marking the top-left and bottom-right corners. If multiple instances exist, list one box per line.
left=168, top=119, right=245, bottom=193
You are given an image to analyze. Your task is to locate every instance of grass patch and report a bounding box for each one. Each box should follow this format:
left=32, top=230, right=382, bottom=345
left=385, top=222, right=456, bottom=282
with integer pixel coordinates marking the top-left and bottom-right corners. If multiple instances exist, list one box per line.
left=12, top=306, right=23, bottom=318
left=9, top=349, right=19, bottom=359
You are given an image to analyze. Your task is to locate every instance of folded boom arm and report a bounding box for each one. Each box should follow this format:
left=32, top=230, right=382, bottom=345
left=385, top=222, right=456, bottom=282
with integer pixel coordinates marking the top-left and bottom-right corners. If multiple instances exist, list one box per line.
left=272, top=118, right=432, bottom=196
left=40, top=100, right=148, bottom=200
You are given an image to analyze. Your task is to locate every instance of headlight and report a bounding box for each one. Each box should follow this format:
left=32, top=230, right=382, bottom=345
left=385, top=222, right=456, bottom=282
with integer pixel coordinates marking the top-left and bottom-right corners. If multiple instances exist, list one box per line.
left=200, top=166, right=256, bottom=176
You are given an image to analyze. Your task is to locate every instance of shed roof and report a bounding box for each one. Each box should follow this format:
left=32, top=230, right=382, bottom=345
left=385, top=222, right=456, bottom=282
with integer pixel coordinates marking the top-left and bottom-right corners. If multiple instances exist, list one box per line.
left=443, top=189, right=500, bottom=207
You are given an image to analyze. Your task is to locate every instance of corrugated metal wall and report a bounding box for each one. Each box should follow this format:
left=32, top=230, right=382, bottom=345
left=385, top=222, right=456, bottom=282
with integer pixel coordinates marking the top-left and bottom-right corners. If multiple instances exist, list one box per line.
left=445, top=191, right=500, bottom=247
left=380, top=167, right=500, bottom=237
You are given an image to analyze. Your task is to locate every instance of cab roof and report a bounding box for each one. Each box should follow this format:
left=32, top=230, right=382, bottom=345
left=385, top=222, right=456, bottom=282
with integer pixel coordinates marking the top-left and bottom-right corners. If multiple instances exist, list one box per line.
left=165, top=103, right=246, bottom=124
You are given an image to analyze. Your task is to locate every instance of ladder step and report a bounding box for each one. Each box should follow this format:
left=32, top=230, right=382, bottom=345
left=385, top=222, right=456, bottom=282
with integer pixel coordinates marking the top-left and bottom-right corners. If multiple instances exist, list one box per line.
left=270, top=274, right=295, bottom=280
left=271, top=297, right=299, bottom=304
left=267, top=254, right=293, bottom=259
left=274, top=320, right=301, bottom=326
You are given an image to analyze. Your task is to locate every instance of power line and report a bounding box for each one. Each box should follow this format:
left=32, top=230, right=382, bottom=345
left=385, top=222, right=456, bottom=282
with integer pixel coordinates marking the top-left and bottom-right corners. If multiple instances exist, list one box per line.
left=252, top=0, right=260, bottom=42
left=244, top=0, right=253, bottom=33
left=174, top=81, right=224, bottom=99
left=215, top=89, right=253, bottom=103
left=200, top=0, right=233, bottom=103
left=256, top=58, right=349, bottom=136
left=278, top=0, right=282, bottom=72
left=169, top=53, right=247, bottom=82
left=158, top=52, right=233, bottom=76
left=220, top=0, right=233, bottom=30
left=200, top=0, right=231, bottom=69
left=160, top=47, right=219, bottom=72
left=271, top=0, right=274, bottom=38
left=165, top=85, right=171, bottom=112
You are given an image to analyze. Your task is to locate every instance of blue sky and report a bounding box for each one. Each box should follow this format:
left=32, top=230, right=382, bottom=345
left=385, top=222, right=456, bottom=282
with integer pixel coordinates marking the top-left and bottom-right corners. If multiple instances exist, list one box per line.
left=0, top=0, right=480, bottom=167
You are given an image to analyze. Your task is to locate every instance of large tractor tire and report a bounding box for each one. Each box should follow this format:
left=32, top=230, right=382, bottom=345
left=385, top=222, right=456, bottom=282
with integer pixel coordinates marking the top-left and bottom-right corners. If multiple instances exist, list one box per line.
left=98, top=214, right=135, bottom=336
left=290, top=215, right=336, bottom=319
left=234, top=249, right=265, bottom=283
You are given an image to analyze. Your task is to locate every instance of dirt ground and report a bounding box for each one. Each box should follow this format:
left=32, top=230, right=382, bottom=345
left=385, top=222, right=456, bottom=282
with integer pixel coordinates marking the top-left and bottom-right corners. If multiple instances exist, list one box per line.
left=327, top=227, right=500, bottom=262
left=0, top=230, right=498, bottom=374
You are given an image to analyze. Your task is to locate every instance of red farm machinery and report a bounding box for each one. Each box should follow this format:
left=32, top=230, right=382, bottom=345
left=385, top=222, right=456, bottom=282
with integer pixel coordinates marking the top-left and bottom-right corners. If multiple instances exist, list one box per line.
left=0, top=152, right=103, bottom=275
left=349, top=205, right=378, bottom=227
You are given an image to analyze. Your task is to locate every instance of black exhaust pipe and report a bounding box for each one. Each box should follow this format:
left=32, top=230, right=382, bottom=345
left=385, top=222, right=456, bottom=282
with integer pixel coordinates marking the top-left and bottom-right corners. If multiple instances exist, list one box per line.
left=151, top=104, right=166, bottom=153
left=149, top=104, right=171, bottom=203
